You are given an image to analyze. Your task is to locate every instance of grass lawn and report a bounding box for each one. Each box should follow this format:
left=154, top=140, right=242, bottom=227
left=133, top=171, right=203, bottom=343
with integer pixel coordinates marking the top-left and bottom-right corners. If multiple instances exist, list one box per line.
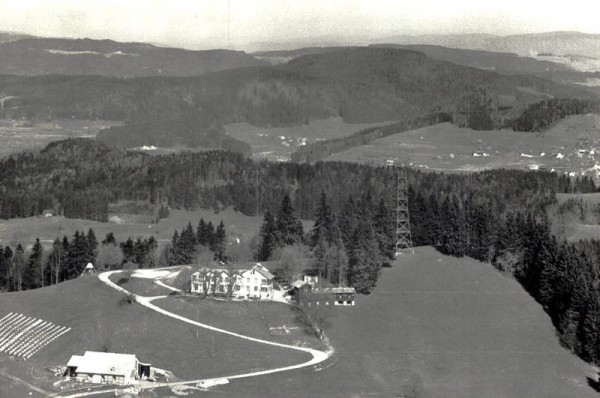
left=197, top=246, right=598, bottom=398
left=153, top=295, right=324, bottom=350
left=0, top=275, right=310, bottom=397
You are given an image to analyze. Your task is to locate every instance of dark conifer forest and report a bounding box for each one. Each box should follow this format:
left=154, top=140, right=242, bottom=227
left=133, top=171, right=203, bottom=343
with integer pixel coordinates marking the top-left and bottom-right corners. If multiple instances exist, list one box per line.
left=2, top=138, right=600, bottom=365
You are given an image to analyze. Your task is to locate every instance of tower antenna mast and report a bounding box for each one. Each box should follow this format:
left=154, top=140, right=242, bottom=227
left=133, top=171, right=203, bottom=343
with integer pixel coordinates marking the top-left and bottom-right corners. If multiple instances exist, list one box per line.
left=394, top=164, right=414, bottom=257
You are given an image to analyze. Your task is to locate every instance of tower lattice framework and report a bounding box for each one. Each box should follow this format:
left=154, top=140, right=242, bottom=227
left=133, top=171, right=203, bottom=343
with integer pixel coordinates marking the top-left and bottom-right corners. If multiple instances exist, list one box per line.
left=395, top=166, right=414, bottom=256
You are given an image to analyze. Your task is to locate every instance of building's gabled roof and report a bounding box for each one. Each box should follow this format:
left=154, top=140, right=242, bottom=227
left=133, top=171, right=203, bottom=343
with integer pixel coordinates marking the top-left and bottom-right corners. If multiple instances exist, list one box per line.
left=292, top=280, right=307, bottom=289
left=68, top=351, right=139, bottom=377
left=192, top=263, right=274, bottom=280
left=252, top=263, right=274, bottom=280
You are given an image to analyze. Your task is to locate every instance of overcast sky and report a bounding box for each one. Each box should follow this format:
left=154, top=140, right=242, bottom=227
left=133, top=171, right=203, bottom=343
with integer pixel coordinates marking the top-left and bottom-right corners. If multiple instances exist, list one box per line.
left=1, top=0, right=599, bottom=50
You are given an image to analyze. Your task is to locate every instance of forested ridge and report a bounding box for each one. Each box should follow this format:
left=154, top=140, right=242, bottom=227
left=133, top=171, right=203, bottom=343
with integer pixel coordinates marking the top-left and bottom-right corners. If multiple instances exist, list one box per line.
left=1, top=47, right=594, bottom=151
left=3, top=138, right=600, bottom=365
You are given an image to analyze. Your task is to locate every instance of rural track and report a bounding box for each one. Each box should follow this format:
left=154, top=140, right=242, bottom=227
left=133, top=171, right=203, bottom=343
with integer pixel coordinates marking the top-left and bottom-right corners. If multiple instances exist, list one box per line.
left=55, top=271, right=332, bottom=397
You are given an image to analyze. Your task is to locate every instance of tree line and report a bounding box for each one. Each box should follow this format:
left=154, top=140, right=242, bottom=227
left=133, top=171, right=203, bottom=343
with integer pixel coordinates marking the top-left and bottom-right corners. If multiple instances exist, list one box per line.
left=0, top=217, right=228, bottom=292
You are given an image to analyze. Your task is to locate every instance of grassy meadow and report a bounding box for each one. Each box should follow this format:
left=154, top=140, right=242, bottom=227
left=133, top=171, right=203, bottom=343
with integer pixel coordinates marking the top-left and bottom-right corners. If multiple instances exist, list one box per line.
left=327, top=114, right=600, bottom=176
left=0, top=119, right=121, bottom=158
left=198, top=247, right=598, bottom=398
left=0, top=274, right=311, bottom=397
left=225, top=117, right=388, bottom=161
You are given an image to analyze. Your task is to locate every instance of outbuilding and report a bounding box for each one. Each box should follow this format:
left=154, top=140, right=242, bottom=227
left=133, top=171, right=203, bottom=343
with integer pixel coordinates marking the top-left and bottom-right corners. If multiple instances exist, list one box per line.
left=65, top=351, right=151, bottom=386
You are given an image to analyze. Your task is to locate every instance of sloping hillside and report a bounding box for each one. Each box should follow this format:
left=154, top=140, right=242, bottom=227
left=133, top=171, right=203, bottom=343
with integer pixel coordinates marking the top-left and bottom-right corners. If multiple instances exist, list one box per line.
left=208, top=247, right=598, bottom=398
left=0, top=37, right=266, bottom=77
left=2, top=47, right=595, bottom=150
left=0, top=275, right=309, bottom=397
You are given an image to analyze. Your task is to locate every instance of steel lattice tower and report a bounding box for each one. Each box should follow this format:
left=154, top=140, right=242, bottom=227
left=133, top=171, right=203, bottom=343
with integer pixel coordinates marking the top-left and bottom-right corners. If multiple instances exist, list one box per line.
left=395, top=166, right=414, bottom=256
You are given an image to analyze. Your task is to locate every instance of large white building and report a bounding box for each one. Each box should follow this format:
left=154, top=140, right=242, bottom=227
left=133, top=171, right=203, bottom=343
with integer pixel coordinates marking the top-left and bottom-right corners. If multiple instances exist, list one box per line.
left=65, top=351, right=151, bottom=386
left=191, top=263, right=275, bottom=300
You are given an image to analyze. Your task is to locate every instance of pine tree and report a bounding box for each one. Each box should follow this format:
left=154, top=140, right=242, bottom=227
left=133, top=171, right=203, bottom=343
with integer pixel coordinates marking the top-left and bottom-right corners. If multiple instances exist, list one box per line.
left=197, top=218, right=210, bottom=246
left=102, top=232, right=117, bottom=245
left=66, top=231, right=88, bottom=279
left=347, top=221, right=382, bottom=294
left=11, top=244, right=25, bottom=291
left=168, top=230, right=181, bottom=265
left=339, top=197, right=359, bottom=249
left=310, top=191, right=340, bottom=248
left=373, top=198, right=394, bottom=261
left=0, top=245, right=6, bottom=291
left=276, top=194, right=304, bottom=246
left=86, top=228, right=98, bottom=265
left=258, top=211, right=277, bottom=261
left=24, top=238, right=44, bottom=289
left=212, top=220, right=227, bottom=261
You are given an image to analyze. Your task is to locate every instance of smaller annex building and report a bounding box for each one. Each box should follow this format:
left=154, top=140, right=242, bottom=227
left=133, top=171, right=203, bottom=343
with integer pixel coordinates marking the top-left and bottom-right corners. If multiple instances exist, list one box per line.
left=191, top=263, right=275, bottom=299
left=294, top=276, right=356, bottom=306
left=65, top=351, right=151, bottom=386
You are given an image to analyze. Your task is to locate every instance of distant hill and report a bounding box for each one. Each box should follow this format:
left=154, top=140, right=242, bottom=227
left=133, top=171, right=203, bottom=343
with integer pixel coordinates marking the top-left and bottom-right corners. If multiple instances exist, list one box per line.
left=376, top=31, right=600, bottom=57
left=375, top=31, right=600, bottom=73
left=0, top=37, right=267, bottom=77
left=0, top=47, right=596, bottom=151
left=0, top=31, right=34, bottom=43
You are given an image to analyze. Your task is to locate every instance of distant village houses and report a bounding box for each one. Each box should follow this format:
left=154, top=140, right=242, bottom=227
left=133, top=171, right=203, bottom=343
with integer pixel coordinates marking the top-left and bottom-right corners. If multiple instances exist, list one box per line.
left=191, top=263, right=275, bottom=299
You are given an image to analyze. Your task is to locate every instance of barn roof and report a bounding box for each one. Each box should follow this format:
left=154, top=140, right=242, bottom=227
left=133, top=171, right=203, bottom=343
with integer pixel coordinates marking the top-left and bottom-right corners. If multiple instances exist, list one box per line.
left=67, top=351, right=139, bottom=377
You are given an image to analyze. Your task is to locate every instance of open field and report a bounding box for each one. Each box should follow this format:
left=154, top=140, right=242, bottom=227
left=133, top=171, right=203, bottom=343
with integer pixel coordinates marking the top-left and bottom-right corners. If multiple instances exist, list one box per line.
left=554, top=193, right=600, bottom=241
left=327, top=115, right=600, bottom=178
left=0, top=208, right=288, bottom=250
left=201, top=246, right=598, bottom=397
left=0, top=119, right=121, bottom=158
left=0, top=274, right=310, bottom=397
left=153, top=295, right=323, bottom=350
left=225, top=117, right=389, bottom=161
left=0, top=207, right=313, bottom=250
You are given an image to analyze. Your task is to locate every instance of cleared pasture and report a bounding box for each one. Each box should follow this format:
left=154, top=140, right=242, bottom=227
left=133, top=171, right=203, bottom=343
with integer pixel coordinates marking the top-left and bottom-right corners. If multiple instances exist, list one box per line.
left=0, top=119, right=121, bottom=158
left=200, top=246, right=598, bottom=398
left=327, top=114, right=600, bottom=178
left=225, top=117, right=388, bottom=161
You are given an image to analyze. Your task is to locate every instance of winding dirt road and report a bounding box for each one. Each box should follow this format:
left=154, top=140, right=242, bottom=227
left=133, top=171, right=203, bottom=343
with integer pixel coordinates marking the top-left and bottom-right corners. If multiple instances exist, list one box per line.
left=56, top=271, right=331, bottom=397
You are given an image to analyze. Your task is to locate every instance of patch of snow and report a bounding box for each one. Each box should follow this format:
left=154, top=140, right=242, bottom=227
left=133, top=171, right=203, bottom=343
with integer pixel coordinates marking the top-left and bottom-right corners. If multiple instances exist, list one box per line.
left=132, top=269, right=180, bottom=279
left=529, top=165, right=540, bottom=171
left=540, top=152, right=546, bottom=157
left=473, top=153, right=481, bottom=157
left=449, top=154, right=454, bottom=159
left=556, top=153, right=564, bottom=159
left=198, top=378, right=229, bottom=388
left=520, top=153, right=534, bottom=158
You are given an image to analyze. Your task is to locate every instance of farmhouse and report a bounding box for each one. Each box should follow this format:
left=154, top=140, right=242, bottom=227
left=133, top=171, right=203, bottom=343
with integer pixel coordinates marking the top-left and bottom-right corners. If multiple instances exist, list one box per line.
left=191, top=263, right=275, bottom=299
left=65, top=351, right=151, bottom=386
